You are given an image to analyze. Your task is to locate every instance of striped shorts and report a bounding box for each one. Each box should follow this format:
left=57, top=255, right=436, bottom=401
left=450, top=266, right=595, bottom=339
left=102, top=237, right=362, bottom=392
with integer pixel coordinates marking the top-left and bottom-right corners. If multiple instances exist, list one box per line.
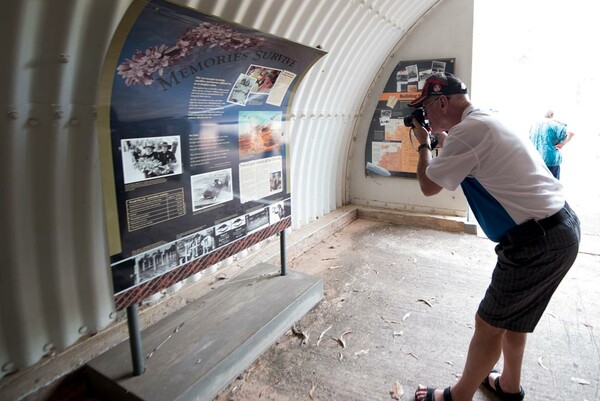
left=477, top=203, right=581, bottom=333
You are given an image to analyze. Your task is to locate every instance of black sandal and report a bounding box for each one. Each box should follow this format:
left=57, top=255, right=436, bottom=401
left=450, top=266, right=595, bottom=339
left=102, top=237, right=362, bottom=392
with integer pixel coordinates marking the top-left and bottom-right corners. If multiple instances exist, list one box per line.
left=482, top=369, right=525, bottom=401
left=415, top=386, right=452, bottom=401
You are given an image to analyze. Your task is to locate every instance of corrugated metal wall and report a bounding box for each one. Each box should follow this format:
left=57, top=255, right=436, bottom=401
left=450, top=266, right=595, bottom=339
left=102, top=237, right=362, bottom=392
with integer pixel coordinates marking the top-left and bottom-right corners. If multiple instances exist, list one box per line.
left=0, top=0, right=439, bottom=378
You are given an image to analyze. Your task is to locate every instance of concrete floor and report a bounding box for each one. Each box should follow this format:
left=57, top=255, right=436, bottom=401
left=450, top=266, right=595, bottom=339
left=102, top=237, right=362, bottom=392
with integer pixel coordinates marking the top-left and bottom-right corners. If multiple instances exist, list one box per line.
left=214, top=218, right=600, bottom=401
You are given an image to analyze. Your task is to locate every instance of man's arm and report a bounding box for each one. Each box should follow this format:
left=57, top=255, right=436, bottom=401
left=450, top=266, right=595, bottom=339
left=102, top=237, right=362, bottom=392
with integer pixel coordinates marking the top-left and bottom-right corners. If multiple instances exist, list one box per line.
left=412, top=123, right=443, bottom=197
left=555, top=130, right=574, bottom=150
left=417, top=145, right=443, bottom=196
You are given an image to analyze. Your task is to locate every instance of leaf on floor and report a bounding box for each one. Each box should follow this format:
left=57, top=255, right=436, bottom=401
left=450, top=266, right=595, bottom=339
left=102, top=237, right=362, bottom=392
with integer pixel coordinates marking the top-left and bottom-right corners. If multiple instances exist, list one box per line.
left=390, top=381, right=404, bottom=400
left=292, top=325, right=309, bottom=345
left=571, top=377, right=591, bottom=385
left=259, top=380, right=279, bottom=398
left=407, top=352, right=419, bottom=360
left=582, top=322, right=593, bottom=328
left=538, top=356, right=549, bottom=370
left=402, top=312, right=411, bottom=321
left=309, top=382, right=317, bottom=399
left=329, top=265, right=342, bottom=270
left=316, top=325, right=332, bottom=346
left=381, top=316, right=402, bottom=324
left=445, top=360, right=454, bottom=366
left=339, top=352, right=344, bottom=361
left=354, top=349, right=369, bottom=356
left=393, top=331, right=403, bottom=337
left=417, top=299, right=432, bottom=307
left=332, top=331, right=353, bottom=348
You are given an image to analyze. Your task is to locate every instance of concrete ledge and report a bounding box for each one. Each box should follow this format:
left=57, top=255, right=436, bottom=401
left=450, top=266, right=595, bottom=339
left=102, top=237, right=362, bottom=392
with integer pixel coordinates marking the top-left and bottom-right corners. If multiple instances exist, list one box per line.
left=85, top=263, right=323, bottom=401
left=357, top=206, right=467, bottom=233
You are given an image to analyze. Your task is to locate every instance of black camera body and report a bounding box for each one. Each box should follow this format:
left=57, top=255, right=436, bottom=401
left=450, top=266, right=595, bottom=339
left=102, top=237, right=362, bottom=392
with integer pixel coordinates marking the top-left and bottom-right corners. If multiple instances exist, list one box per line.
left=403, top=107, right=429, bottom=130
left=403, top=108, right=438, bottom=149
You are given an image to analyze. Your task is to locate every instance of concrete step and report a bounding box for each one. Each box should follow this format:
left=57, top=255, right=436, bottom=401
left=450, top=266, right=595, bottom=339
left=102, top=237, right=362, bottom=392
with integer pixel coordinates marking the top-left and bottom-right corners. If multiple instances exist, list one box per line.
left=85, top=263, right=323, bottom=401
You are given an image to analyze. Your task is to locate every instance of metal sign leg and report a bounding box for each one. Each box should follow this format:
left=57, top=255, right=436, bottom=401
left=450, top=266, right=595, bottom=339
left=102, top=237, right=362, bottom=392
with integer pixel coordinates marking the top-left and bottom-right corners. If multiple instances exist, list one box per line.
left=126, top=303, right=145, bottom=376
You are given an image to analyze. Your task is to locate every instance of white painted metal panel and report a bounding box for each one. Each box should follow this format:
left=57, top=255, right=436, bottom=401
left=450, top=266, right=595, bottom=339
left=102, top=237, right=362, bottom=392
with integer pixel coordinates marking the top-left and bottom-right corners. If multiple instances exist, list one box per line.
left=0, top=0, right=439, bottom=378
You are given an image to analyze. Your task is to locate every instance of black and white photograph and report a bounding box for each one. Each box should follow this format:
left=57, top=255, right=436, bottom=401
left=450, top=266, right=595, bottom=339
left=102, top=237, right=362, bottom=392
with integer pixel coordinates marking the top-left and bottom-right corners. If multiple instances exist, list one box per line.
left=133, top=242, right=180, bottom=286
left=396, top=69, right=408, bottom=92
left=176, top=233, right=202, bottom=264
left=191, top=168, right=234, bottom=211
left=269, top=201, right=286, bottom=224
left=406, top=64, right=419, bottom=82
left=175, top=227, right=216, bottom=263
left=121, top=136, right=182, bottom=184
left=227, top=73, right=256, bottom=106
left=380, top=109, right=392, bottom=125
left=431, top=60, right=446, bottom=73
left=270, top=171, right=283, bottom=192
left=246, top=207, right=269, bottom=233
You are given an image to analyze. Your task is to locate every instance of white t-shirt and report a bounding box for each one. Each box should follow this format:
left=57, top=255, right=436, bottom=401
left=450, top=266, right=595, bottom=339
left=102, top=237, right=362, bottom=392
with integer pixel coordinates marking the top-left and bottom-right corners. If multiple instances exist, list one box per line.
left=426, top=105, right=565, bottom=242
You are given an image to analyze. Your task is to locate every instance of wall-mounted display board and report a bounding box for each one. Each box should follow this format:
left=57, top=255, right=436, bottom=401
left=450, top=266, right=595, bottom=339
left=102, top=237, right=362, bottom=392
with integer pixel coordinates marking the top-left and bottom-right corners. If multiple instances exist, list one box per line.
left=97, top=0, right=326, bottom=310
left=364, top=58, right=455, bottom=177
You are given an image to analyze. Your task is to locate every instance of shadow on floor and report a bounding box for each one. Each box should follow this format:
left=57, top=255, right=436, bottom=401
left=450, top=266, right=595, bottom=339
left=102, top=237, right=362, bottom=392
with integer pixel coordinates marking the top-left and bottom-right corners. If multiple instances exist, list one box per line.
left=214, top=219, right=599, bottom=401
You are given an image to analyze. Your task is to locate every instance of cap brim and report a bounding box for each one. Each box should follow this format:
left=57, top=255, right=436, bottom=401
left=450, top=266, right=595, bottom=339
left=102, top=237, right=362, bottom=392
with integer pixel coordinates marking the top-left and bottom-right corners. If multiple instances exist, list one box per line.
left=408, top=93, right=428, bottom=108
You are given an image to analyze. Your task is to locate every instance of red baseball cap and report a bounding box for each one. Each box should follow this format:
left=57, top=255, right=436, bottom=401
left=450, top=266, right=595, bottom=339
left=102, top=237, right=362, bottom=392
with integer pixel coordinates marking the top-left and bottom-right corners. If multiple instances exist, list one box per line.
left=408, top=72, right=468, bottom=107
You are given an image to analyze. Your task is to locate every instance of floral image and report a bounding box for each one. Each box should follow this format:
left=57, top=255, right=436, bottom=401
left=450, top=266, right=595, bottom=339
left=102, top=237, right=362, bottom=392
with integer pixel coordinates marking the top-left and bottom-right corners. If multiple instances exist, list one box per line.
left=117, top=22, right=265, bottom=86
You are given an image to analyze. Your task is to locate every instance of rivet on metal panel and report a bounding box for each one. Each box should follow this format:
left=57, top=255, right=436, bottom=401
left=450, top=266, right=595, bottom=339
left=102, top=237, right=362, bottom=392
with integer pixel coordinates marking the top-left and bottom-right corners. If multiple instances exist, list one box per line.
left=28, top=118, right=39, bottom=126
left=1, top=362, right=15, bottom=373
left=59, top=53, right=69, bottom=63
left=78, top=326, right=88, bottom=334
left=43, top=343, right=55, bottom=352
left=53, top=106, right=63, bottom=119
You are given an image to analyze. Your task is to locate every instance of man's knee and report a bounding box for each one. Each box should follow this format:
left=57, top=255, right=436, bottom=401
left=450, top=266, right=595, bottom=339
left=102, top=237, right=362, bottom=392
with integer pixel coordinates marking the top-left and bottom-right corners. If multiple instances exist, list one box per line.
left=475, top=313, right=506, bottom=337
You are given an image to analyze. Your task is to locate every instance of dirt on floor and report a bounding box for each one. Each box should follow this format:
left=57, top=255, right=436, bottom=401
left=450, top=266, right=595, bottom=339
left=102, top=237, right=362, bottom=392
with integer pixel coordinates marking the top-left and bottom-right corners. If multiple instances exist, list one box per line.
left=214, top=219, right=600, bottom=401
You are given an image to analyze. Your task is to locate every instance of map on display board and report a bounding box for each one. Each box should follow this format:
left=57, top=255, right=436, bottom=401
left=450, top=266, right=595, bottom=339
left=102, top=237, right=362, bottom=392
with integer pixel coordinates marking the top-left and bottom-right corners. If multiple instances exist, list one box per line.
left=365, top=58, right=455, bottom=177
left=97, top=0, right=325, bottom=310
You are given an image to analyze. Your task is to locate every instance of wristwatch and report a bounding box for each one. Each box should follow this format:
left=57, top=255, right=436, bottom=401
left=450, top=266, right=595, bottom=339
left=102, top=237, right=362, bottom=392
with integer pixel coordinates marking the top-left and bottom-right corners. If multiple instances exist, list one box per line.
left=418, top=143, right=432, bottom=152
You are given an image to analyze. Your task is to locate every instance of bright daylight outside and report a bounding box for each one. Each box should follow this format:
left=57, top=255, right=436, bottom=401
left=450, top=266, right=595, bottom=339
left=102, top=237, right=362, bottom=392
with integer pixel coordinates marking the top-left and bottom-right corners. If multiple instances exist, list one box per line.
left=472, top=0, right=600, bottom=237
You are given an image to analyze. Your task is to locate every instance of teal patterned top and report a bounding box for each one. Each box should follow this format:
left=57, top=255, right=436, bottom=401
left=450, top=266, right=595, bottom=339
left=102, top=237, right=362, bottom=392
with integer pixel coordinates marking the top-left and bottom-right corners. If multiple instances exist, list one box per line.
left=529, top=119, right=567, bottom=167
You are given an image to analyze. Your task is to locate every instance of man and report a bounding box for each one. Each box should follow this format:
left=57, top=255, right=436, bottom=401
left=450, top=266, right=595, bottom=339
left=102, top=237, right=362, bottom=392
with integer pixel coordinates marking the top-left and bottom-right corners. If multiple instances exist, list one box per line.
left=410, top=73, right=580, bottom=401
left=156, top=141, right=177, bottom=166
left=529, top=110, right=575, bottom=179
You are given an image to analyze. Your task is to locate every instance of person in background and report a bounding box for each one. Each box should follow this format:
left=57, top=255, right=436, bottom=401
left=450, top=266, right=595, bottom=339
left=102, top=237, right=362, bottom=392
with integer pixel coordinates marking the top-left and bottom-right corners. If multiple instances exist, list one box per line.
left=409, top=72, right=580, bottom=401
left=528, top=110, right=575, bottom=179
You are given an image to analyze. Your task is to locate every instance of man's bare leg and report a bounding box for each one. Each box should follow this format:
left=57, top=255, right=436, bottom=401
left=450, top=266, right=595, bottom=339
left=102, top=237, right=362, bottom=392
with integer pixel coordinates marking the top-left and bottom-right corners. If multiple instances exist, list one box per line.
left=486, top=331, right=527, bottom=393
left=415, top=313, right=505, bottom=401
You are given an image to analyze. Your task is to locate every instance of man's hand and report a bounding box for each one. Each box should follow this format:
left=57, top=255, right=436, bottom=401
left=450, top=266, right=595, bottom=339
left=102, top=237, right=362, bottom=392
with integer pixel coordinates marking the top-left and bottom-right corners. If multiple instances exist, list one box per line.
left=412, top=119, right=430, bottom=146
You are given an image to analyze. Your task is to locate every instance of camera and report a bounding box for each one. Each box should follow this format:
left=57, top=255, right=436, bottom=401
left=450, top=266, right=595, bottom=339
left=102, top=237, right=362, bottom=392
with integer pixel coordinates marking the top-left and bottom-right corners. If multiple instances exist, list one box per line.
left=403, top=107, right=429, bottom=130
left=403, top=108, right=439, bottom=149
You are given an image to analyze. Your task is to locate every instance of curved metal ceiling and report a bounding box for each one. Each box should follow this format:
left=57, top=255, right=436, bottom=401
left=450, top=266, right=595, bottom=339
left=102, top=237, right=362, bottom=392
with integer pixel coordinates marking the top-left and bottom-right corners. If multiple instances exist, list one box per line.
left=0, top=0, right=440, bottom=387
